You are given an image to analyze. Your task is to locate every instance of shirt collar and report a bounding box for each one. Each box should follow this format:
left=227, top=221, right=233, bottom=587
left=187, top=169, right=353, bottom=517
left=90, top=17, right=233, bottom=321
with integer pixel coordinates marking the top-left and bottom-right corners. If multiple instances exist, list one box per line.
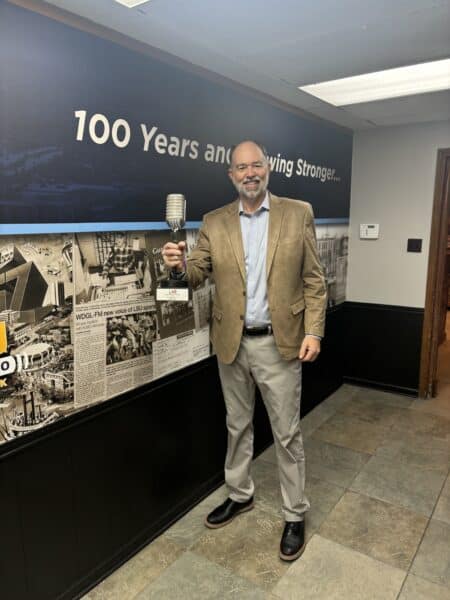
left=239, top=192, right=270, bottom=215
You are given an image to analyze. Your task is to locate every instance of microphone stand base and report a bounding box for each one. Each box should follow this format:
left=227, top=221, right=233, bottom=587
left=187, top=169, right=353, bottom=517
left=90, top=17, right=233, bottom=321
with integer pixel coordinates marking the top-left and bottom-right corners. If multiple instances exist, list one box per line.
left=156, top=279, right=189, bottom=302
left=159, top=279, right=188, bottom=289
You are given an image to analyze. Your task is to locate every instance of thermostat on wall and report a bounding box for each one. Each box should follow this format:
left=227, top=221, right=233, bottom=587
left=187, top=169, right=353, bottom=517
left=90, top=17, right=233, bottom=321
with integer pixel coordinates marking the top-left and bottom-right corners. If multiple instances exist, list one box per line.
left=360, top=224, right=379, bottom=239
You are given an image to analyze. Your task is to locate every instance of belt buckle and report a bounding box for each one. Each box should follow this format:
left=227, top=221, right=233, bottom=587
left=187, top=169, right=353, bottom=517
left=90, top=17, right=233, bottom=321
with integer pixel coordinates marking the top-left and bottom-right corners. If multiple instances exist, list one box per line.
left=244, top=324, right=272, bottom=336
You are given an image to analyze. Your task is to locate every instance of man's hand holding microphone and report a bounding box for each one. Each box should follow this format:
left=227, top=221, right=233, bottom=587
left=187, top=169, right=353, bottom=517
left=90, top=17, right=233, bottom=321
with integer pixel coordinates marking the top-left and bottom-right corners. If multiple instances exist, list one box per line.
left=162, top=241, right=186, bottom=273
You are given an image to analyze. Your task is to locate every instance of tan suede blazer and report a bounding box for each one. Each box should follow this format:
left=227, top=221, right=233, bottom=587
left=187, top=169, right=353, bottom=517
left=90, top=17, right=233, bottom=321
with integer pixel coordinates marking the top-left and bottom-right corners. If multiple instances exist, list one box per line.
left=186, top=193, right=327, bottom=364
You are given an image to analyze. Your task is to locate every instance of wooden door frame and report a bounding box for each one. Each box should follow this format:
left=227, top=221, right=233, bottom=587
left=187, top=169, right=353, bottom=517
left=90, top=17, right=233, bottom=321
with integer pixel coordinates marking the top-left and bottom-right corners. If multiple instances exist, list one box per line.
left=419, top=148, right=450, bottom=397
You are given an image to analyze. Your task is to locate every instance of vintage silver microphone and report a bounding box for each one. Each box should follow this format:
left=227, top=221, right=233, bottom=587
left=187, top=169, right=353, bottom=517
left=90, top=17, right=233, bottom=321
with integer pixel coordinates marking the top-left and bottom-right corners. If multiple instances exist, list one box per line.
left=165, top=194, right=186, bottom=243
left=156, top=193, right=189, bottom=302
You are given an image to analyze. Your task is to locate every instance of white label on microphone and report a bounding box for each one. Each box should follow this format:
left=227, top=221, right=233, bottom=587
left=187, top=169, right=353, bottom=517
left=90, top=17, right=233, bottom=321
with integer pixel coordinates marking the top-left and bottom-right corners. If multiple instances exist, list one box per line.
left=156, top=287, right=189, bottom=302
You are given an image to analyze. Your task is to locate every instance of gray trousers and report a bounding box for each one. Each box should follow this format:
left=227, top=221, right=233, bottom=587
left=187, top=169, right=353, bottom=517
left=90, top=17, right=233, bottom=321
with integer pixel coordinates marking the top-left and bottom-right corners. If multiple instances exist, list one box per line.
left=217, top=334, right=309, bottom=522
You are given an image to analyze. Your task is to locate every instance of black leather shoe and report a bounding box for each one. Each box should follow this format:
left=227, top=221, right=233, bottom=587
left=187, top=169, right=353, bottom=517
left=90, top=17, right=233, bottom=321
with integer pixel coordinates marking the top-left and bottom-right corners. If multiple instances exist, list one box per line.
left=279, top=520, right=305, bottom=561
left=205, top=497, right=254, bottom=529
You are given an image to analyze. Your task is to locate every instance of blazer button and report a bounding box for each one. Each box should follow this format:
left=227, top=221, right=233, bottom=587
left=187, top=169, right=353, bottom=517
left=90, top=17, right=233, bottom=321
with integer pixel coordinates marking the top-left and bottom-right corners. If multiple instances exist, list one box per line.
left=243, top=291, right=246, bottom=296
left=239, top=315, right=244, bottom=320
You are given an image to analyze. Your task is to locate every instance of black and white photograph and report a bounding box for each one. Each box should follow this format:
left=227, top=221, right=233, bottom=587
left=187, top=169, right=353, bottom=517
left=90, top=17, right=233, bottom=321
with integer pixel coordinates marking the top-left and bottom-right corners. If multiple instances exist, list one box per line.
left=74, top=231, right=152, bottom=304
left=316, top=224, right=349, bottom=307
left=193, top=283, right=214, bottom=331
left=145, top=229, right=197, bottom=338
left=157, top=299, right=196, bottom=339
left=0, top=234, right=74, bottom=444
left=146, top=229, right=174, bottom=284
left=185, top=228, right=200, bottom=257
left=106, top=310, right=158, bottom=365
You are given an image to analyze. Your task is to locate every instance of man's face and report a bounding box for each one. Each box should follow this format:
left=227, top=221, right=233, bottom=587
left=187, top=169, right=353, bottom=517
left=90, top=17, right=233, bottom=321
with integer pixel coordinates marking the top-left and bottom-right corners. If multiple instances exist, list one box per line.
left=228, top=142, right=269, bottom=202
left=116, top=234, right=126, bottom=248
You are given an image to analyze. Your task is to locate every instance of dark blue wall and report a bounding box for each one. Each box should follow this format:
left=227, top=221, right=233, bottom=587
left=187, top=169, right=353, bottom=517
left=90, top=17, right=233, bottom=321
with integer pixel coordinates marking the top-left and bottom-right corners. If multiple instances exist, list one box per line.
left=1, top=1, right=352, bottom=224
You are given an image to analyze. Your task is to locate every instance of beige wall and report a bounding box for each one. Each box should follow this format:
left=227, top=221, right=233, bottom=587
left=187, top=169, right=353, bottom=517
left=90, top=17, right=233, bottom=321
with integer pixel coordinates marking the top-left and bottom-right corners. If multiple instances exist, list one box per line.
left=346, top=120, right=450, bottom=308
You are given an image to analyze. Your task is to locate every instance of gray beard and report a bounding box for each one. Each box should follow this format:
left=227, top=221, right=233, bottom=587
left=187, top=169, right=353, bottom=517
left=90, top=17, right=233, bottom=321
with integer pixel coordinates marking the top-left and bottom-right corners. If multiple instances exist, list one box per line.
left=240, top=187, right=265, bottom=200
left=234, top=174, right=269, bottom=201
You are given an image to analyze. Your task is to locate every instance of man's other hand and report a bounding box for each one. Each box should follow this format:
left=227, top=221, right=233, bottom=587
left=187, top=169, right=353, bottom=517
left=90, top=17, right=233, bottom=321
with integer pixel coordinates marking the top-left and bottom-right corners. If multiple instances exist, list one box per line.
left=298, top=335, right=321, bottom=362
left=162, top=241, right=186, bottom=271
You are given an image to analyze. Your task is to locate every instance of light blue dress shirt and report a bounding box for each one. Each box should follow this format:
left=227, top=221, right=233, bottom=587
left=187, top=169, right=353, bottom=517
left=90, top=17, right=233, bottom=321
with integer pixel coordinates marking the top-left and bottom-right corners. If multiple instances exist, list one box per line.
left=239, top=194, right=271, bottom=327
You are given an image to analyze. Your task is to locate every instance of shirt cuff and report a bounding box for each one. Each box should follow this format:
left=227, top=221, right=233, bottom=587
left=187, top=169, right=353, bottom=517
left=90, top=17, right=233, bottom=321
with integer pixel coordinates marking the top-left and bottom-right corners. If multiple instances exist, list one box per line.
left=305, top=333, right=322, bottom=341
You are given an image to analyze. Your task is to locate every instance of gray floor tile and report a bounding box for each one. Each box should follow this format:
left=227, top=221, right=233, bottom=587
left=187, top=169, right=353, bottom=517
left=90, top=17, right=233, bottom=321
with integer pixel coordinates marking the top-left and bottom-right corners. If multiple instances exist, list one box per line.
left=250, top=458, right=283, bottom=518
left=136, top=550, right=268, bottom=599
left=375, top=430, right=450, bottom=472
left=298, top=384, right=359, bottom=438
left=191, top=506, right=290, bottom=590
left=301, top=402, right=341, bottom=439
left=257, top=444, right=277, bottom=465
left=304, top=437, right=371, bottom=488
left=319, top=491, right=428, bottom=570
left=411, top=520, right=450, bottom=588
left=272, top=534, right=406, bottom=600
left=390, top=409, right=450, bottom=441
left=306, top=476, right=346, bottom=535
left=434, top=474, right=450, bottom=525
left=350, top=387, right=415, bottom=409
left=300, top=392, right=351, bottom=439
left=82, top=537, right=183, bottom=600
left=337, top=396, right=408, bottom=429
left=319, top=383, right=358, bottom=409
left=399, top=574, right=450, bottom=599
left=350, top=455, right=447, bottom=516
left=312, top=412, right=390, bottom=454
left=249, top=458, right=345, bottom=532
left=164, top=485, right=228, bottom=548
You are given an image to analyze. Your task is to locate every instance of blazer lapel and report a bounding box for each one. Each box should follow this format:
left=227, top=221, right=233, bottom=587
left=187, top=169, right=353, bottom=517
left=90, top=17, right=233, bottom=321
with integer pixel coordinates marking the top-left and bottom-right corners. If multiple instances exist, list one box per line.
left=225, top=200, right=246, bottom=283
left=266, top=193, right=284, bottom=279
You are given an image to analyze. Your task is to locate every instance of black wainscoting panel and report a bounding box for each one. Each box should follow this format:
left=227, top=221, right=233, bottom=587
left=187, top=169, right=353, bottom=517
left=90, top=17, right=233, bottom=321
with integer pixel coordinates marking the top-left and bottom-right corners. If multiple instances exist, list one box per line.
left=0, top=456, right=28, bottom=600
left=15, top=438, right=80, bottom=600
left=302, top=306, right=345, bottom=416
left=343, top=302, right=424, bottom=395
left=69, top=409, right=134, bottom=584
left=1, top=307, right=345, bottom=600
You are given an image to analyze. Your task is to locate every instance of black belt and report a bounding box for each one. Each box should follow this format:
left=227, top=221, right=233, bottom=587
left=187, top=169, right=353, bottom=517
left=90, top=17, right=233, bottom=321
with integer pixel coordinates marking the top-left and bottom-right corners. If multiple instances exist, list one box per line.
left=243, top=325, right=273, bottom=336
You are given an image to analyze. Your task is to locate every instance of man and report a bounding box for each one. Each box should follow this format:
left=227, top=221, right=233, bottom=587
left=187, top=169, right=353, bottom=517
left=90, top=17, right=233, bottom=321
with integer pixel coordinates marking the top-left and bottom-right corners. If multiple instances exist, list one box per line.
left=102, top=232, right=135, bottom=279
left=163, top=140, right=326, bottom=561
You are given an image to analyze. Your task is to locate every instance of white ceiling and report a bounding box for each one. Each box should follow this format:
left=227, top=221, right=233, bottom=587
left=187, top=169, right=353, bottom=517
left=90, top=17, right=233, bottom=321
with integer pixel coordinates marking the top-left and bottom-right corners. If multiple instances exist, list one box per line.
left=41, top=0, right=450, bottom=130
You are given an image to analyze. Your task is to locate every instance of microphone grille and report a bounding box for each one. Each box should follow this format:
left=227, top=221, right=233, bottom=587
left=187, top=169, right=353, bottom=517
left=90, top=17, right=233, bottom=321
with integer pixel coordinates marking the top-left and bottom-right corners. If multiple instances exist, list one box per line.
left=166, top=194, right=186, bottom=221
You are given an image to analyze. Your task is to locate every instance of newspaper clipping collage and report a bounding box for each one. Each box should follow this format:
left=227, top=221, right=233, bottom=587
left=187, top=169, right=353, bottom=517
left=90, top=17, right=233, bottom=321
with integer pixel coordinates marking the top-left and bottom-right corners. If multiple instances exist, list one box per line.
left=0, top=224, right=347, bottom=446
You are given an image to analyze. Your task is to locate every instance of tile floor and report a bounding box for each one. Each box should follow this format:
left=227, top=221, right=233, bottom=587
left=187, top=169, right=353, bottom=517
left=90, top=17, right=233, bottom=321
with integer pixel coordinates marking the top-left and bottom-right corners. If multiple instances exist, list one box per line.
left=83, top=316, right=450, bottom=600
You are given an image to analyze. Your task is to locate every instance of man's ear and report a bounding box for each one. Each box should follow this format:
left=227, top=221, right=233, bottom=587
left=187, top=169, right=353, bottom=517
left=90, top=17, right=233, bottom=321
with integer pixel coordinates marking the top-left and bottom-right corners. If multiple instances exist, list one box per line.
left=227, top=169, right=233, bottom=182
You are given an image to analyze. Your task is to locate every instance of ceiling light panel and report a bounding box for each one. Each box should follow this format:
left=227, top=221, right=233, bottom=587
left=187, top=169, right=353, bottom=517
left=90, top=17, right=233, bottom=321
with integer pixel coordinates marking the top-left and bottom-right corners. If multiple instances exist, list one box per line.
left=299, top=59, right=450, bottom=106
left=114, top=0, right=151, bottom=8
